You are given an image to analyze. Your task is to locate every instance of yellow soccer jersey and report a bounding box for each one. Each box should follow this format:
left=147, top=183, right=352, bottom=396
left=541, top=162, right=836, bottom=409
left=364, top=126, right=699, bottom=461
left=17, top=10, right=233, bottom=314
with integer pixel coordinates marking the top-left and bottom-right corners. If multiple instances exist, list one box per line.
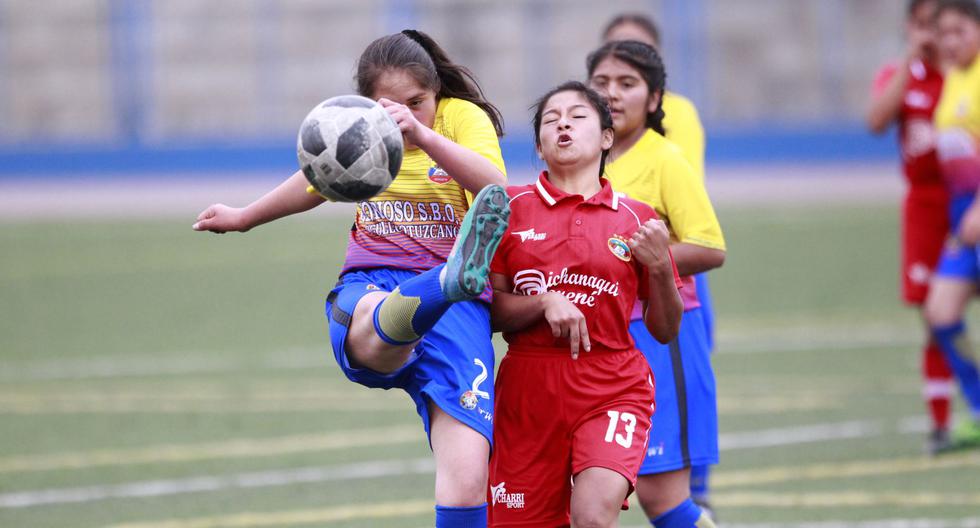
left=662, top=91, right=705, bottom=182
left=935, top=54, right=980, bottom=137
left=604, top=129, right=724, bottom=252
left=343, top=97, right=506, bottom=274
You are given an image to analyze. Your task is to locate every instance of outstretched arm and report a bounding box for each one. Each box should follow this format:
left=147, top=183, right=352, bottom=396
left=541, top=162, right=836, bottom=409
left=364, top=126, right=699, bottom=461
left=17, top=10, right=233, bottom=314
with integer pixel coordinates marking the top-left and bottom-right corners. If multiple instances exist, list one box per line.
left=193, top=170, right=326, bottom=233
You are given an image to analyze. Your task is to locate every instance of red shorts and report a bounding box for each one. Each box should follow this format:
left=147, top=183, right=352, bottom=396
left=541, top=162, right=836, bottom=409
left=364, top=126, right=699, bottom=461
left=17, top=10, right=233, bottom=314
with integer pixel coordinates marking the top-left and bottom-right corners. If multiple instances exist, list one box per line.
left=902, top=185, right=949, bottom=304
left=488, top=347, right=655, bottom=527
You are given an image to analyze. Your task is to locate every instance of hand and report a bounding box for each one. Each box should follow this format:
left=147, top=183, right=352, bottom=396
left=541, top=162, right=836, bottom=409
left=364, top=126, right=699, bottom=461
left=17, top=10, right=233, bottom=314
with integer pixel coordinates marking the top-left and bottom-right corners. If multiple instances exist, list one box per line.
left=907, top=26, right=934, bottom=61
left=378, top=98, right=432, bottom=148
left=541, top=292, right=591, bottom=359
left=629, top=219, right=672, bottom=269
left=192, top=204, right=250, bottom=233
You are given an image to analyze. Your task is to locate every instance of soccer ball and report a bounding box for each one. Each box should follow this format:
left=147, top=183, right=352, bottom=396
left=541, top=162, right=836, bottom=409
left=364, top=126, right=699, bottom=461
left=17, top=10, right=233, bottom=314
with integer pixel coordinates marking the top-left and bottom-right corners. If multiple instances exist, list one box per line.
left=297, top=95, right=403, bottom=202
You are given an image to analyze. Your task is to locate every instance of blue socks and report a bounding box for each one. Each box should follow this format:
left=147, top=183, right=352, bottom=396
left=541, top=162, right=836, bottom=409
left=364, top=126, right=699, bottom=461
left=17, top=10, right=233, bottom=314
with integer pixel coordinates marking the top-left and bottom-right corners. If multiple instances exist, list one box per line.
left=932, top=321, right=980, bottom=413
left=652, top=498, right=713, bottom=528
left=435, top=503, right=486, bottom=528
left=689, top=465, right=710, bottom=501
left=373, top=264, right=452, bottom=345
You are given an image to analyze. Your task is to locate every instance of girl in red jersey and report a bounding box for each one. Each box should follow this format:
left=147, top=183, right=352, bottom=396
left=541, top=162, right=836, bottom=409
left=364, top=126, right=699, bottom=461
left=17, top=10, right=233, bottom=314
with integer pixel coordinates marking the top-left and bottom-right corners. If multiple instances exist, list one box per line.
left=867, top=0, right=955, bottom=455
left=193, top=30, right=510, bottom=528
left=488, top=81, right=683, bottom=527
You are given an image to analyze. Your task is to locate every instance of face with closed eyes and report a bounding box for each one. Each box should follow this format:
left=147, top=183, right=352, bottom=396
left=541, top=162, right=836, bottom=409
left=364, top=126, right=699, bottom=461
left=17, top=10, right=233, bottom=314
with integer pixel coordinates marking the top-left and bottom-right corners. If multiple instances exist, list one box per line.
left=536, top=90, right=614, bottom=170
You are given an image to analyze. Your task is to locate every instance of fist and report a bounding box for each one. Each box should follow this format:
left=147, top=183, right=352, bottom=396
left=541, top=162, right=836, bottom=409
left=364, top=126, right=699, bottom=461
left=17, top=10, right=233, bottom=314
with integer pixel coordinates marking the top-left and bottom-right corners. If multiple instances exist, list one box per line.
left=378, top=98, right=429, bottom=147
left=628, top=218, right=671, bottom=268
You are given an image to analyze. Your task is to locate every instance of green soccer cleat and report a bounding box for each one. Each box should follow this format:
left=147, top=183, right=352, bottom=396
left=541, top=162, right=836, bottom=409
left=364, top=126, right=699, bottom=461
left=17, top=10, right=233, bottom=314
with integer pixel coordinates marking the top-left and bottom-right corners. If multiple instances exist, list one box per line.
left=441, top=184, right=510, bottom=302
left=951, top=418, right=980, bottom=449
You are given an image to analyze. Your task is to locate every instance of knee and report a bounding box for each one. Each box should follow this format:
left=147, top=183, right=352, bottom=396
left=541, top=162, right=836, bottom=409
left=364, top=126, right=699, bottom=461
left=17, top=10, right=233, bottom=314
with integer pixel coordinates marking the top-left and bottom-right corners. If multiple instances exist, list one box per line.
left=434, top=465, right=488, bottom=506
left=569, top=507, right=615, bottom=528
left=436, top=456, right=489, bottom=507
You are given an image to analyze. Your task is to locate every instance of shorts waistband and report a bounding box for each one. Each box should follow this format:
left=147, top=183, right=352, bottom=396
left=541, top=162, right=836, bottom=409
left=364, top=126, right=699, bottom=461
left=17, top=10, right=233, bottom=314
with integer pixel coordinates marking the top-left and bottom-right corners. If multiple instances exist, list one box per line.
left=506, top=344, right=637, bottom=358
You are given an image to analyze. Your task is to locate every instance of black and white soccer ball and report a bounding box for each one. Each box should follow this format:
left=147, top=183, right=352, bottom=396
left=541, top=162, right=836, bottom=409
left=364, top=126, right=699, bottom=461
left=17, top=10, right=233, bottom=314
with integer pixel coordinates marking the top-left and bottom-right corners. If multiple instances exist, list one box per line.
left=297, top=95, right=403, bottom=202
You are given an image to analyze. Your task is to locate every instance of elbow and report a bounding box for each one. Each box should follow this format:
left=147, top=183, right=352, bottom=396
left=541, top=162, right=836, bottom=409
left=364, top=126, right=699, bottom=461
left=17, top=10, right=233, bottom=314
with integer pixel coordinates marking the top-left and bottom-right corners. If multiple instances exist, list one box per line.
left=652, top=317, right=681, bottom=344
left=648, top=295, right=683, bottom=344
left=706, top=249, right=726, bottom=271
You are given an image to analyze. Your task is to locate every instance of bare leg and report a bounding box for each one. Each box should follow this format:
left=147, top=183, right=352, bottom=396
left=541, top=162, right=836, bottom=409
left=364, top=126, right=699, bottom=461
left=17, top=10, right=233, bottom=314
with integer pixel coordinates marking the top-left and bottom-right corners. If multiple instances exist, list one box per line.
left=429, top=402, right=490, bottom=506
left=634, top=468, right=691, bottom=520
left=569, top=467, right=630, bottom=528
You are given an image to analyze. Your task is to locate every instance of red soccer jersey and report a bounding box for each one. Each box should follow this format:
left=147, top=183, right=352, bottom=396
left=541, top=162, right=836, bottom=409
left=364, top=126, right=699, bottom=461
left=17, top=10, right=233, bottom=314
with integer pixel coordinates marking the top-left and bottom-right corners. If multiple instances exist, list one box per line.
left=873, top=59, right=944, bottom=186
left=490, top=173, right=682, bottom=354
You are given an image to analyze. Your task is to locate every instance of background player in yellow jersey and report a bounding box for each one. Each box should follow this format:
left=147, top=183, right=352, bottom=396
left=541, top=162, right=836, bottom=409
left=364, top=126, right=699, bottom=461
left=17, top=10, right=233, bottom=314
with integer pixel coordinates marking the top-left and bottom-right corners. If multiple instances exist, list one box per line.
left=588, top=40, right=725, bottom=528
left=602, top=13, right=721, bottom=518
left=925, top=0, right=980, bottom=448
left=193, top=30, right=510, bottom=527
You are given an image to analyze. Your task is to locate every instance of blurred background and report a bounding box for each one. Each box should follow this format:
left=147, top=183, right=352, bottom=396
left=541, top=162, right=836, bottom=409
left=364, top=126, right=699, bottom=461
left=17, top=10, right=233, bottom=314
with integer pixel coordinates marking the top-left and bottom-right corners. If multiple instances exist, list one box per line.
left=0, top=0, right=905, bottom=173
left=3, top=1, right=979, bottom=528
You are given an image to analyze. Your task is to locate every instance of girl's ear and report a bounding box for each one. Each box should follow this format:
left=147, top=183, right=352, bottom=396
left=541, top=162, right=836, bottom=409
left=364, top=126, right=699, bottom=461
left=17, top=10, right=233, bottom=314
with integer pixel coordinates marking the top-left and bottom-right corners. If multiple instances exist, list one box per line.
left=601, top=128, right=615, bottom=151
left=647, top=89, right=663, bottom=114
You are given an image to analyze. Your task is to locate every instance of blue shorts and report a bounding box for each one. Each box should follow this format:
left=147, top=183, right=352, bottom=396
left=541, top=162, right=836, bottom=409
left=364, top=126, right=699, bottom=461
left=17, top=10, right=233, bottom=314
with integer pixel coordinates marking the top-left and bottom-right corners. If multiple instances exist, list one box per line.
left=631, top=308, right=719, bottom=474
left=694, top=272, right=714, bottom=352
left=936, top=193, right=980, bottom=282
left=325, top=268, right=495, bottom=446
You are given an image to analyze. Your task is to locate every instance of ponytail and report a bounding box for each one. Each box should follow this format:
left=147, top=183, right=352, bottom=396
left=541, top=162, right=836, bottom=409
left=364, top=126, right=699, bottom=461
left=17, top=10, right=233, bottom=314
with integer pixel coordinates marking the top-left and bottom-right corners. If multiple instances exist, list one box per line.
left=357, top=30, right=504, bottom=137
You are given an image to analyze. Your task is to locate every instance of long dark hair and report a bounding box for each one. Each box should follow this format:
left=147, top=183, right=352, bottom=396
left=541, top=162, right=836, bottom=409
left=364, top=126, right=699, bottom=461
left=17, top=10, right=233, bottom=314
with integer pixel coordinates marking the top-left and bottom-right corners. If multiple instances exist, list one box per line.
left=936, top=0, right=980, bottom=21
left=586, top=40, right=667, bottom=136
left=602, top=13, right=660, bottom=47
left=531, top=81, right=614, bottom=177
left=355, top=29, right=504, bottom=137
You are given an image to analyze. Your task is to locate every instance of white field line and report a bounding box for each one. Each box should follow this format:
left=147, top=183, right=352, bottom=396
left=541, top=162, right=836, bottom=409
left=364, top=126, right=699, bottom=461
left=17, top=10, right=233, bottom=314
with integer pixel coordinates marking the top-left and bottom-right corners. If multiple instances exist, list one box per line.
left=0, top=458, right=435, bottom=509
left=0, top=424, right=424, bottom=473
left=718, top=420, right=881, bottom=450
left=0, top=418, right=935, bottom=509
left=105, top=499, right=437, bottom=528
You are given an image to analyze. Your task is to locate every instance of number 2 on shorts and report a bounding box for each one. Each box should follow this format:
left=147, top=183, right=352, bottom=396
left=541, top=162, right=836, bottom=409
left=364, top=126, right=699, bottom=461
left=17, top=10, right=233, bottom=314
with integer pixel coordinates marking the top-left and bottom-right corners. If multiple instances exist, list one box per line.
left=604, top=410, right=637, bottom=448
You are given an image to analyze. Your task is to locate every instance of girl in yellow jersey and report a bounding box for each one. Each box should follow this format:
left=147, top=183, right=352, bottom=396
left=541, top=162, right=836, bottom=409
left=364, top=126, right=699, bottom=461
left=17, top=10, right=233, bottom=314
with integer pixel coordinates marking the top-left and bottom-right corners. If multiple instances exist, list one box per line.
left=193, top=30, right=510, bottom=527
left=587, top=40, right=725, bottom=528
left=925, top=0, right=980, bottom=448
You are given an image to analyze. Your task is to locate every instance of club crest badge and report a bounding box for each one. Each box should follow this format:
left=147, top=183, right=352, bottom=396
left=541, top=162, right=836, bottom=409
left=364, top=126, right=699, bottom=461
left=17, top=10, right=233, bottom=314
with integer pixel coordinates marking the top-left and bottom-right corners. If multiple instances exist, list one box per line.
left=428, top=165, right=451, bottom=184
left=608, top=235, right=632, bottom=262
left=460, top=391, right=479, bottom=410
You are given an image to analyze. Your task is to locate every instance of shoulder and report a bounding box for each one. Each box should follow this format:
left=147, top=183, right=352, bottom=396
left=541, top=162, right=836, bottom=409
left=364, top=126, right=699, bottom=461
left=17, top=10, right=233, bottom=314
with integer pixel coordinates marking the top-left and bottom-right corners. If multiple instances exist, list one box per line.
left=617, top=193, right=658, bottom=226
left=441, top=97, right=490, bottom=122
left=506, top=183, right=537, bottom=201
left=663, top=92, right=700, bottom=118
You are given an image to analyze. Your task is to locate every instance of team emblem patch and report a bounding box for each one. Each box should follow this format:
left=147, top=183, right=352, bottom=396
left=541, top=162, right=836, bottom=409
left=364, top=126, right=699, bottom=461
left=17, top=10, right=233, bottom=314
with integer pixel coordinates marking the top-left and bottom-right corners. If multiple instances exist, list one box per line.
left=365, top=284, right=380, bottom=291
left=608, top=235, right=632, bottom=262
left=459, top=391, right=479, bottom=410
left=428, top=165, right=451, bottom=184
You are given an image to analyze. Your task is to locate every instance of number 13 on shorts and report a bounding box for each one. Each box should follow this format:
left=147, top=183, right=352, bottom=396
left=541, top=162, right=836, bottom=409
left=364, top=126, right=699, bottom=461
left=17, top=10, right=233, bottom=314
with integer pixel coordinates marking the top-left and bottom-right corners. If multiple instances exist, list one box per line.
left=604, top=410, right=637, bottom=448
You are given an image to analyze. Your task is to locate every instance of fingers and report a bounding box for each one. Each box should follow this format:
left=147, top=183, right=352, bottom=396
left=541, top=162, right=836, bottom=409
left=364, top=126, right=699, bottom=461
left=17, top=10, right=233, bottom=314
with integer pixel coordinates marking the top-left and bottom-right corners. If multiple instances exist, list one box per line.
left=579, top=318, right=591, bottom=354
left=569, top=321, right=580, bottom=360
left=196, top=206, right=216, bottom=222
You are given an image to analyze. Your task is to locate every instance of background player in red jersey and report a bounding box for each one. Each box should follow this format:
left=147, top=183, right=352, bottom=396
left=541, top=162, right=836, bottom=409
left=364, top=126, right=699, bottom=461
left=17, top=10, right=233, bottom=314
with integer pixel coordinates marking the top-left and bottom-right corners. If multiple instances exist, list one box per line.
left=487, top=81, right=683, bottom=527
left=867, top=0, right=954, bottom=454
